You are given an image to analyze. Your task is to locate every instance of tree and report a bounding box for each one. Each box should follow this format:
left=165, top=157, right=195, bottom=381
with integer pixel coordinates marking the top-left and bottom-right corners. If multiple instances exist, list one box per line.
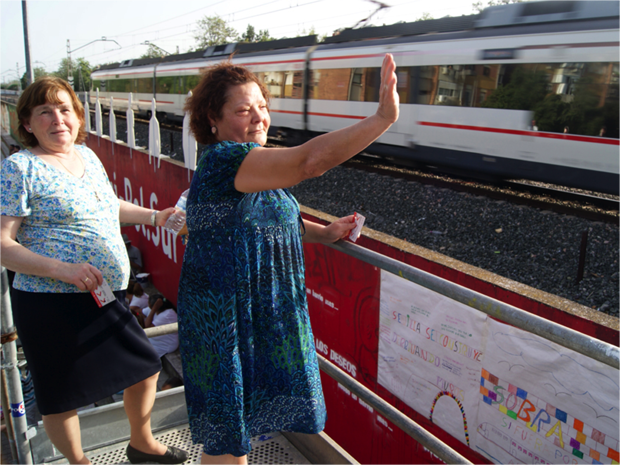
left=241, top=24, right=273, bottom=43
left=20, top=66, right=47, bottom=89
left=418, top=12, right=434, bottom=21
left=52, top=57, right=93, bottom=92
left=472, top=0, right=523, bottom=13
left=193, top=15, right=239, bottom=49
left=482, top=67, right=548, bottom=111
left=140, top=44, right=167, bottom=59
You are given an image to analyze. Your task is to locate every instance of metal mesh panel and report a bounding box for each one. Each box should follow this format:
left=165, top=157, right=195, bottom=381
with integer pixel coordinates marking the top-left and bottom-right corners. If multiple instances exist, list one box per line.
left=48, top=426, right=310, bottom=464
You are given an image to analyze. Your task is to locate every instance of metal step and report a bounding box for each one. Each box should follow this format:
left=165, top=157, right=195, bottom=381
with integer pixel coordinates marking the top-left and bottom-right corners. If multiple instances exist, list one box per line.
left=46, top=425, right=311, bottom=464
left=26, top=386, right=356, bottom=464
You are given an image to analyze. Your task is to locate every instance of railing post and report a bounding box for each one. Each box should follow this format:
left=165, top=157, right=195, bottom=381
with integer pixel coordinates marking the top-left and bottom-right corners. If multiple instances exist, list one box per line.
left=148, top=98, right=161, bottom=169
left=109, top=97, right=116, bottom=144
left=182, top=91, right=197, bottom=181
left=127, top=93, right=136, bottom=149
left=83, top=91, right=90, bottom=133
left=1, top=268, right=33, bottom=464
left=95, top=89, right=102, bottom=137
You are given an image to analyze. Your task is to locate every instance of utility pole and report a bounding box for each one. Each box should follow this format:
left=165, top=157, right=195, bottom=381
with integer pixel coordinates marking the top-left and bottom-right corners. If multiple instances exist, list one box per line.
left=21, top=0, right=34, bottom=87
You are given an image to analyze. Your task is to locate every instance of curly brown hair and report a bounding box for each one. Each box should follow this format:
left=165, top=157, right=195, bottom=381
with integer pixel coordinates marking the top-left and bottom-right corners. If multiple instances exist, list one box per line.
left=16, top=76, right=87, bottom=148
left=184, top=61, right=270, bottom=145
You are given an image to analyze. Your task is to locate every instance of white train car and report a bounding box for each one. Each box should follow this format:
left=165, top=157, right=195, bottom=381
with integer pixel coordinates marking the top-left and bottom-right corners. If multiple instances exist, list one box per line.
left=90, top=1, right=619, bottom=194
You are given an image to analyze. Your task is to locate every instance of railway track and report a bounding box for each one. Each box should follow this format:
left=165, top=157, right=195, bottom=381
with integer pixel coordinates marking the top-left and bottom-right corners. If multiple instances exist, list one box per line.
left=343, top=154, right=619, bottom=225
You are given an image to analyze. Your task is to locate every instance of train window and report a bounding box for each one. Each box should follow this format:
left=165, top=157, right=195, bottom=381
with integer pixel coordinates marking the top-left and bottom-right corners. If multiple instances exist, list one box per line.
left=290, top=71, right=304, bottom=99
left=92, top=80, right=105, bottom=92
left=256, top=71, right=285, bottom=98
left=280, top=71, right=304, bottom=99
left=137, top=77, right=153, bottom=94
left=185, top=75, right=200, bottom=94
left=348, top=69, right=364, bottom=101
left=307, top=67, right=381, bottom=102
left=396, top=68, right=412, bottom=104
left=310, top=68, right=351, bottom=101
left=418, top=64, right=513, bottom=107
left=156, top=76, right=174, bottom=94
left=107, top=79, right=131, bottom=93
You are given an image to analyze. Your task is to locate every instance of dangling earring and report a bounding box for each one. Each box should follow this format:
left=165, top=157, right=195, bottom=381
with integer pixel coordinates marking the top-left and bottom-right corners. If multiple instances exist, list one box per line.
left=211, top=126, right=217, bottom=134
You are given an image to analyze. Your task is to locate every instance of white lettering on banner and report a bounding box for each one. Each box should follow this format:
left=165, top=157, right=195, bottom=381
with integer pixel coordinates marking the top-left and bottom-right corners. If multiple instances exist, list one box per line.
left=377, top=415, right=393, bottom=431
left=325, top=299, right=338, bottom=310
left=311, top=289, right=324, bottom=303
left=358, top=397, right=374, bottom=413
left=330, top=349, right=357, bottom=378
left=121, top=177, right=178, bottom=263
left=338, top=383, right=351, bottom=396
left=315, top=338, right=329, bottom=356
left=149, top=193, right=160, bottom=247
left=423, top=447, right=445, bottom=464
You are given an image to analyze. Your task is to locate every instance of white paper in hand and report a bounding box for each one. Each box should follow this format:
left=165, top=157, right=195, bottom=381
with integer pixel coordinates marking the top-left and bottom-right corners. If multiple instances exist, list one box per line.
left=91, top=279, right=116, bottom=307
left=348, top=212, right=366, bottom=242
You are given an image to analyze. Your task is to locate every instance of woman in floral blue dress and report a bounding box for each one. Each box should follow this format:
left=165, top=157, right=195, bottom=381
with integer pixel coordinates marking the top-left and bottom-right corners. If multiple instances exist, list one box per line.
left=179, top=54, right=399, bottom=464
left=1, top=77, right=188, bottom=465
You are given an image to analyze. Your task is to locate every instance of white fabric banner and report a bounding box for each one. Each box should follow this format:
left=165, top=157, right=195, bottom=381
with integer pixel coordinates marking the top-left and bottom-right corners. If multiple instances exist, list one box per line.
left=378, top=270, right=619, bottom=464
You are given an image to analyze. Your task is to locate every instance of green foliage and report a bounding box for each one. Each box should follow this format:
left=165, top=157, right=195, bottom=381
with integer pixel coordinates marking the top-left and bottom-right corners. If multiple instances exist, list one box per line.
left=52, top=57, right=92, bottom=92
left=140, top=44, right=167, bottom=59
left=418, top=12, right=434, bottom=21
left=561, top=75, right=619, bottom=137
left=533, top=94, right=571, bottom=133
left=241, top=24, right=273, bottom=43
left=482, top=67, right=548, bottom=111
left=193, top=15, right=239, bottom=49
left=472, top=0, right=523, bottom=13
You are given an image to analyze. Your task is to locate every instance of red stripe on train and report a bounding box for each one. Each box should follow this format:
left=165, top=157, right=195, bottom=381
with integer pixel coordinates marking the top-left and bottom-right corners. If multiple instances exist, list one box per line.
left=418, top=121, right=619, bottom=145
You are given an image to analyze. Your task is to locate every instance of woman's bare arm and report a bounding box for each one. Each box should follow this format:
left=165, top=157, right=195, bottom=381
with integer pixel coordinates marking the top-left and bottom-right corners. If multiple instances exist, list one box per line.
left=0, top=215, right=102, bottom=291
left=301, top=216, right=356, bottom=244
left=235, top=54, right=399, bottom=193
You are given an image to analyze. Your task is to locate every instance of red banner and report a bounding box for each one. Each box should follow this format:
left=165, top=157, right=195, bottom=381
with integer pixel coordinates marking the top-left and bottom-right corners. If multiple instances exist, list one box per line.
left=86, top=136, right=191, bottom=304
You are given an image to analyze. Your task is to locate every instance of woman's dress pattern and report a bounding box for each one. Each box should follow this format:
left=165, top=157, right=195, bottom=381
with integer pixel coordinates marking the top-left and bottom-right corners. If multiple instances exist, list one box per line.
left=177, top=141, right=326, bottom=457
left=1, top=146, right=129, bottom=292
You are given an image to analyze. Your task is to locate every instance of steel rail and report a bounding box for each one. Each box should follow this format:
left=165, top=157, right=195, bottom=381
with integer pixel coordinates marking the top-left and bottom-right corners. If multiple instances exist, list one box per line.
left=326, top=240, right=620, bottom=369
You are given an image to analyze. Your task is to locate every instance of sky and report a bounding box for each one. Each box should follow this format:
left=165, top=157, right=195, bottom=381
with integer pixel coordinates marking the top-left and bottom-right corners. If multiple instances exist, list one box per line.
left=1, top=0, right=477, bottom=83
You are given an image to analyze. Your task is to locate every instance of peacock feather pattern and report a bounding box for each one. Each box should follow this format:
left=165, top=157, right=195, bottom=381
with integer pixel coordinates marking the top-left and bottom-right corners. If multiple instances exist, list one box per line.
left=177, top=141, right=326, bottom=457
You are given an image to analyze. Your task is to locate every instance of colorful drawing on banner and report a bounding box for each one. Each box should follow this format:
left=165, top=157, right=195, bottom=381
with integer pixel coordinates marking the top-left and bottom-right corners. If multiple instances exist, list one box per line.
left=430, top=391, right=470, bottom=446
left=478, top=369, right=620, bottom=465
left=474, top=322, right=619, bottom=465
left=377, top=271, right=487, bottom=445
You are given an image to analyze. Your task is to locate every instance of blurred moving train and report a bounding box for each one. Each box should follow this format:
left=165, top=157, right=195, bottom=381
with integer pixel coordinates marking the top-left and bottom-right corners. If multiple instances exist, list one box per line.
left=90, top=1, right=619, bottom=194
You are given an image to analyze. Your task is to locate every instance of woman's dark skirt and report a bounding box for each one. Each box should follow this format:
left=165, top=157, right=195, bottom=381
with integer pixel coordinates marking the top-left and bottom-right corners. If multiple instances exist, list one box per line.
left=11, top=289, right=162, bottom=415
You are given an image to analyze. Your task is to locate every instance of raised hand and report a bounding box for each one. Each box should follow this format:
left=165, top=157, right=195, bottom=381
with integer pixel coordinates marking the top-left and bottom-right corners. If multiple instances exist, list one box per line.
left=377, top=53, right=399, bottom=124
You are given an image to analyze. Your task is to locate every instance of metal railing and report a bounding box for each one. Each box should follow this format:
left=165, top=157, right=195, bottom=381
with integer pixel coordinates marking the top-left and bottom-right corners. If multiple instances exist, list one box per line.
left=1, top=268, right=32, bottom=464
left=327, top=240, right=619, bottom=369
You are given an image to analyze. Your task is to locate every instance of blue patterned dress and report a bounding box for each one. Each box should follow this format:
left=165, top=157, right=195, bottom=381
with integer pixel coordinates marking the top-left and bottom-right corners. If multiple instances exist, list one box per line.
left=177, top=141, right=326, bottom=457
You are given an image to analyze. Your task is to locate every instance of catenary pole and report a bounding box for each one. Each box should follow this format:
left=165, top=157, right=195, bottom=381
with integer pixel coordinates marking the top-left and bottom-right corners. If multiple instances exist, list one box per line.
left=21, top=1, right=34, bottom=87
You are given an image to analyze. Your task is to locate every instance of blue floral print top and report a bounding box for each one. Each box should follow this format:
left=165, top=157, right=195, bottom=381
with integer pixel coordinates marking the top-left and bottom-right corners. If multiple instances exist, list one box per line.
left=1, top=145, right=130, bottom=293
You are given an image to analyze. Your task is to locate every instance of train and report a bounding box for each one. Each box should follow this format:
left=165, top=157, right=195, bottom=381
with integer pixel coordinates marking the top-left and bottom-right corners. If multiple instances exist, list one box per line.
left=90, top=0, right=619, bottom=195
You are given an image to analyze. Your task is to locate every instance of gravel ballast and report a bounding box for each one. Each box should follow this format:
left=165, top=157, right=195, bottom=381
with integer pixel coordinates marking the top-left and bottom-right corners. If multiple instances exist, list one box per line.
left=288, top=166, right=619, bottom=317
